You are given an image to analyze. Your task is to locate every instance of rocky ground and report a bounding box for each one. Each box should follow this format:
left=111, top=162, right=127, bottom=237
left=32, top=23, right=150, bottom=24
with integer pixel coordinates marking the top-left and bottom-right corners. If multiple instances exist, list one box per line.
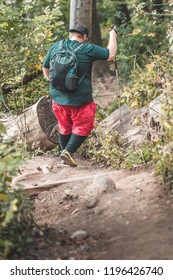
left=12, top=153, right=173, bottom=260
left=9, top=78, right=173, bottom=260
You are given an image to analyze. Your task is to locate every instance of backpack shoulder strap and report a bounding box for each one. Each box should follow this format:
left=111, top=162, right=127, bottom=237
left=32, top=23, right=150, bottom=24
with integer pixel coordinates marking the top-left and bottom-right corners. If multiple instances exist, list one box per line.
left=59, top=39, right=65, bottom=50
left=73, top=43, right=83, bottom=53
left=50, top=40, right=64, bottom=60
left=78, top=65, right=90, bottom=86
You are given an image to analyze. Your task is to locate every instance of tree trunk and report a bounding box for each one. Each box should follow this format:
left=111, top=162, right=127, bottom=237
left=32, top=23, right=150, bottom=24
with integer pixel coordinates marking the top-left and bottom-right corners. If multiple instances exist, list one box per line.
left=92, top=0, right=102, bottom=46
left=70, top=0, right=93, bottom=40
left=2, top=96, right=59, bottom=151
left=91, top=0, right=111, bottom=80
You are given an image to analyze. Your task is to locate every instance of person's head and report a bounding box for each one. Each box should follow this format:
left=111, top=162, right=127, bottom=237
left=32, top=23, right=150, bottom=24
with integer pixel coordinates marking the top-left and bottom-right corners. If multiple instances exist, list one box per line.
left=69, top=24, right=89, bottom=43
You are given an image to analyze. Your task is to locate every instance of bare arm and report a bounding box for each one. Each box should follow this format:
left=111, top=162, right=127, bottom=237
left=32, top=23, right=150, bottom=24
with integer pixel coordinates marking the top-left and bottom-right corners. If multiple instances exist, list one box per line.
left=42, top=67, right=50, bottom=80
left=107, top=29, right=117, bottom=61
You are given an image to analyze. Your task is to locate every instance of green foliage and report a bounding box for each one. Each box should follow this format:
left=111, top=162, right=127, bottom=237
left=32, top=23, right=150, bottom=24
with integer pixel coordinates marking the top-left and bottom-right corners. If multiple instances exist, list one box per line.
left=122, top=13, right=173, bottom=188
left=97, top=0, right=117, bottom=27
left=0, top=0, right=66, bottom=114
left=0, top=123, right=34, bottom=259
left=118, top=21, right=168, bottom=84
left=122, top=62, right=163, bottom=109
left=97, top=0, right=170, bottom=84
left=59, top=0, right=70, bottom=29
left=79, top=130, right=161, bottom=171
left=79, top=131, right=125, bottom=169
left=121, top=14, right=172, bottom=109
left=155, top=142, right=173, bottom=189
left=155, top=46, right=173, bottom=189
left=5, top=76, right=49, bottom=114
left=105, top=100, right=122, bottom=115
left=95, top=105, right=108, bottom=122
left=125, top=141, right=159, bottom=168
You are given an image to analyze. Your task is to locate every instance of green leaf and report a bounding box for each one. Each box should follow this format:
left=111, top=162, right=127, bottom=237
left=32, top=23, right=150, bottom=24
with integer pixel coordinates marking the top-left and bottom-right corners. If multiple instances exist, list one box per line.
left=0, top=123, right=6, bottom=134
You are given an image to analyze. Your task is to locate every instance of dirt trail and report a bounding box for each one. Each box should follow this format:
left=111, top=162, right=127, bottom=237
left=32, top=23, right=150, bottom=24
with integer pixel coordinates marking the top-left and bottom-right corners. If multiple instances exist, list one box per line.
left=16, top=154, right=173, bottom=260
left=11, top=83, right=173, bottom=260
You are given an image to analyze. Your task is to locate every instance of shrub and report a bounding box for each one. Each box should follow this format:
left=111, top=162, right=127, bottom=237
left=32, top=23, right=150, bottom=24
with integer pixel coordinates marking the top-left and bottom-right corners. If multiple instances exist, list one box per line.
left=0, top=0, right=65, bottom=114
left=79, top=131, right=125, bottom=169
left=0, top=122, right=34, bottom=259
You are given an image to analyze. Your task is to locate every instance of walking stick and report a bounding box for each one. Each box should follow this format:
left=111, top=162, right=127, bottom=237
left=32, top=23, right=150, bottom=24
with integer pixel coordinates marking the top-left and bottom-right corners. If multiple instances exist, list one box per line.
left=114, top=58, right=122, bottom=123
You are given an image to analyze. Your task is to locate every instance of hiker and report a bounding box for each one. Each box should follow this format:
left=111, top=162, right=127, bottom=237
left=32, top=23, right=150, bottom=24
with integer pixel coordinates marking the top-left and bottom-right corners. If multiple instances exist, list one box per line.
left=42, top=24, right=117, bottom=167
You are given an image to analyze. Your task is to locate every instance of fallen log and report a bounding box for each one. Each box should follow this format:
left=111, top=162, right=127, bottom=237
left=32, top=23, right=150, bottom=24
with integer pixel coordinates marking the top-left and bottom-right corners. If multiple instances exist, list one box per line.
left=12, top=169, right=127, bottom=196
left=97, top=94, right=163, bottom=146
left=2, top=96, right=59, bottom=151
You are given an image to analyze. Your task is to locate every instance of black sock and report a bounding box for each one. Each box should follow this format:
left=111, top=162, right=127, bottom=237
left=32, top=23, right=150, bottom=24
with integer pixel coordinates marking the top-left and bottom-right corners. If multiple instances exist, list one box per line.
left=59, top=133, right=71, bottom=150
left=65, top=133, right=88, bottom=153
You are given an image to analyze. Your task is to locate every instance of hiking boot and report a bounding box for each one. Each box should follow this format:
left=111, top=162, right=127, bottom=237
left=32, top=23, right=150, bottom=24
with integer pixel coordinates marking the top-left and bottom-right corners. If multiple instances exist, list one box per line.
left=60, top=150, right=77, bottom=167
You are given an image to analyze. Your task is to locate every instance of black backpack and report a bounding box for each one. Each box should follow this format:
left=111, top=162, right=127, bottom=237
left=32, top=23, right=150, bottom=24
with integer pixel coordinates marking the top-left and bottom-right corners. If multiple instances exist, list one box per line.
left=49, top=40, right=85, bottom=92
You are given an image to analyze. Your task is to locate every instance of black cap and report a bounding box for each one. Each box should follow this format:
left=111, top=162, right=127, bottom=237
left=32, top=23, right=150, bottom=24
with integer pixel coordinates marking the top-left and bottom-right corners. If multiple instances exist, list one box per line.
left=69, top=24, right=89, bottom=36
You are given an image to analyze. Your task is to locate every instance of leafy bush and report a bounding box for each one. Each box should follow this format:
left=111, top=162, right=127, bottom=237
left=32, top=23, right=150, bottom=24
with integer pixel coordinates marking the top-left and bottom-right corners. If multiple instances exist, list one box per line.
left=154, top=142, right=173, bottom=189
left=105, top=100, right=120, bottom=115
left=0, top=122, right=34, bottom=259
left=122, top=61, right=164, bottom=109
left=125, top=141, right=160, bottom=168
left=116, top=1, right=170, bottom=84
left=155, top=59, right=173, bottom=189
left=122, top=18, right=173, bottom=188
left=0, top=0, right=66, bottom=114
left=4, top=76, right=49, bottom=115
left=79, top=131, right=125, bottom=169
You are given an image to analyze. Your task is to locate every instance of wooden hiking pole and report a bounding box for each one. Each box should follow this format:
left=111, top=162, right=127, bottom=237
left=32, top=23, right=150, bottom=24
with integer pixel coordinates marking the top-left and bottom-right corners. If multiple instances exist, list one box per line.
left=115, top=58, right=122, bottom=123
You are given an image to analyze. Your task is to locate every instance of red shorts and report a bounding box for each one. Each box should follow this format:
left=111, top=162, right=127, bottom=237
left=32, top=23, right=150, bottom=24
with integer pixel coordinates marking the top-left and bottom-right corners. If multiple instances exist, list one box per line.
left=52, top=101, right=96, bottom=136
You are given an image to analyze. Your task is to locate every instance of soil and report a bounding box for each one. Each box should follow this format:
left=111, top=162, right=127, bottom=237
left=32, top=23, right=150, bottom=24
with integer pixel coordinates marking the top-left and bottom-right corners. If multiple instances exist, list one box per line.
left=11, top=78, right=173, bottom=260
left=14, top=153, right=173, bottom=260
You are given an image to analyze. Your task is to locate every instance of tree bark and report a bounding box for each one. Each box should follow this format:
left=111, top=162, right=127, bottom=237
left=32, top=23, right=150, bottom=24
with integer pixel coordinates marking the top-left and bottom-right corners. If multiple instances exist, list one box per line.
left=70, top=0, right=93, bottom=40
left=92, top=0, right=102, bottom=46
left=91, top=0, right=111, bottom=79
left=2, top=96, right=59, bottom=151
left=97, top=95, right=163, bottom=147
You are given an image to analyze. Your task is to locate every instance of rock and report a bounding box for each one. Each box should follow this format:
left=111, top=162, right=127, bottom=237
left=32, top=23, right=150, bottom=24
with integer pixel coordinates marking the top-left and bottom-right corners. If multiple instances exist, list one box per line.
left=70, top=230, right=89, bottom=240
left=62, top=189, right=78, bottom=201
left=85, top=175, right=116, bottom=198
left=85, top=196, right=99, bottom=209
left=84, top=175, right=116, bottom=208
left=94, top=175, right=116, bottom=193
